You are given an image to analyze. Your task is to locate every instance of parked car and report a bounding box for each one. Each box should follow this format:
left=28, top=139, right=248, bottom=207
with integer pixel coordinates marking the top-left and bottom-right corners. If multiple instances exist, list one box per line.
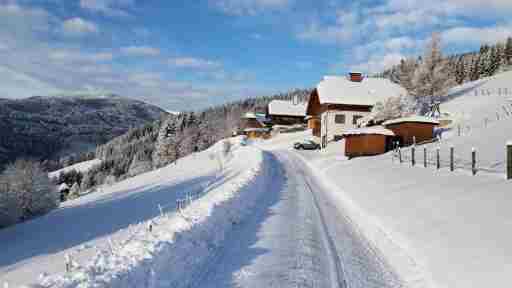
left=293, top=140, right=320, bottom=150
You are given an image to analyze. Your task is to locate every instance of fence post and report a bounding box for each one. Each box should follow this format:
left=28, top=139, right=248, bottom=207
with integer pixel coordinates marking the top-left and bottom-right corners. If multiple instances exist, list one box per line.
left=457, top=125, right=461, bottom=136
left=450, top=146, right=454, bottom=172
left=436, top=147, right=440, bottom=170
left=424, top=147, right=427, bottom=168
left=399, top=147, right=402, bottom=163
left=507, top=142, right=512, bottom=180
left=411, top=146, right=416, bottom=166
left=472, top=148, right=477, bottom=175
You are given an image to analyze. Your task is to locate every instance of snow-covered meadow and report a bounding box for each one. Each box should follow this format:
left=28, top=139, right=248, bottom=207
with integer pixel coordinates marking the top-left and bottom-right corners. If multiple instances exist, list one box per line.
left=0, top=139, right=268, bottom=288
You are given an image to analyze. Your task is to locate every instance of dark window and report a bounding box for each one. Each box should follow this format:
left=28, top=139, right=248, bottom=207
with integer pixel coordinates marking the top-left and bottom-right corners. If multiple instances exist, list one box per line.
left=334, top=114, right=345, bottom=124
left=353, top=115, right=363, bottom=125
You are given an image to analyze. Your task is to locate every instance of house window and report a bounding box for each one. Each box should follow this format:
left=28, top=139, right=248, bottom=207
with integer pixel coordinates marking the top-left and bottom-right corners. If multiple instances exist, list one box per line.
left=334, top=114, right=345, bottom=124
left=353, top=115, right=363, bottom=125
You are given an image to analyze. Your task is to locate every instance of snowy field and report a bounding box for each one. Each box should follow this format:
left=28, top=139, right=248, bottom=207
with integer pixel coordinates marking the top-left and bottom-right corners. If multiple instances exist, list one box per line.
left=0, top=140, right=265, bottom=287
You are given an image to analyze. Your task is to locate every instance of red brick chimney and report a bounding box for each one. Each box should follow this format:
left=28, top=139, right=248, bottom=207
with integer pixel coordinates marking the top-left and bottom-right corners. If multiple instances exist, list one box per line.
left=349, top=72, right=363, bottom=82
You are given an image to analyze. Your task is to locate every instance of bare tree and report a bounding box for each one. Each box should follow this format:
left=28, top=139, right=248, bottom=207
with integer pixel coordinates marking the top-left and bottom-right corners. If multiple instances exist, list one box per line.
left=413, top=33, right=456, bottom=113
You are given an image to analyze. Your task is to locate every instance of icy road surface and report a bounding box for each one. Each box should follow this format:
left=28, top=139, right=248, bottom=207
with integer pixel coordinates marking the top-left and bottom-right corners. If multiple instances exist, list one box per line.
left=193, top=150, right=401, bottom=288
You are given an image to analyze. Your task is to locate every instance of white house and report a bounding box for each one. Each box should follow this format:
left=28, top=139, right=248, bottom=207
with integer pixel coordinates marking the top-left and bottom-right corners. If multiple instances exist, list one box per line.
left=306, top=72, right=407, bottom=147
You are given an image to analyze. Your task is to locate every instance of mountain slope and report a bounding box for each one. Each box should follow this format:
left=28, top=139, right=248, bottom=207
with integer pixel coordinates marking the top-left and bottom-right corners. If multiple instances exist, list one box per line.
left=0, top=94, right=167, bottom=167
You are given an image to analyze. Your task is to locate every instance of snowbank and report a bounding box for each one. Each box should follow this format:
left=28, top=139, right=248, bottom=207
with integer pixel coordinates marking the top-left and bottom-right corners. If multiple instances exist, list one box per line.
left=38, top=146, right=267, bottom=288
left=48, top=159, right=102, bottom=179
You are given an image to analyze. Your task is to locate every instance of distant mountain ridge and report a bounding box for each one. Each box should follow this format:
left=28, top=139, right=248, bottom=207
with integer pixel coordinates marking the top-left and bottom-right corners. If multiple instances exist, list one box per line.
left=0, top=94, right=167, bottom=168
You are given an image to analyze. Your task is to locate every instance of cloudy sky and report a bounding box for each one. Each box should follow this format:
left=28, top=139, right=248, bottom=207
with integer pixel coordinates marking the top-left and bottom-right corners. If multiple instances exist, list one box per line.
left=0, top=0, right=510, bottom=111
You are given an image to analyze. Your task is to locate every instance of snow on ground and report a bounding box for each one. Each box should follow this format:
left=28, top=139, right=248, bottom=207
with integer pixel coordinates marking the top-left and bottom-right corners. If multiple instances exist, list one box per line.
left=443, top=71, right=512, bottom=128
left=0, top=138, right=264, bottom=288
left=296, top=147, right=512, bottom=288
left=410, top=71, right=512, bottom=174
left=261, top=118, right=512, bottom=287
left=48, top=159, right=102, bottom=179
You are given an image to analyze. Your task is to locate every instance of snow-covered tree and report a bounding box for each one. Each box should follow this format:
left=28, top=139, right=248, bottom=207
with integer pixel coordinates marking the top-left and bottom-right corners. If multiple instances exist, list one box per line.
left=505, top=37, right=512, bottom=65
left=398, top=58, right=417, bottom=94
left=0, top=159, right=58, bottom=224
left=153, top=115, right=179, bottom=167
left=0, top=175, right=22, bottom=227
left=454, top=57, right=466, bottom=84
left=413, top=33, right=456, bottom=113
left=67, top=182, right=80, bottom=200
left=367, top=93, right=416, bottom=124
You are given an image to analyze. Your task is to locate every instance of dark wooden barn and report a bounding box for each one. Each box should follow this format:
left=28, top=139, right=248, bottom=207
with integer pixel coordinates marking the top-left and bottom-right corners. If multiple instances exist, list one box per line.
left=383, top=116, right=439, bottom=146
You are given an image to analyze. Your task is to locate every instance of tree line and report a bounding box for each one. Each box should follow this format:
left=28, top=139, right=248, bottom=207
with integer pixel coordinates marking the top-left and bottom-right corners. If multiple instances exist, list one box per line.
left=370, top=34, right=512, bottom=122
left=52, top=89, right=312, bottom=197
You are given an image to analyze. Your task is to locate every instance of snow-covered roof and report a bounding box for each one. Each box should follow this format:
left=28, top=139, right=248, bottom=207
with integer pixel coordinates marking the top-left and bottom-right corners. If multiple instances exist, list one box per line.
left=316, top=76, right=407, bottom=106
left=242, top=112, right=258, bottom=119
left=383, top=116, right=440, bottom=126
left=243, top=127, right=270, bottom=132
left=268, top=100, right=307, bottom=117
left=342, top=126, right=395, bottom=136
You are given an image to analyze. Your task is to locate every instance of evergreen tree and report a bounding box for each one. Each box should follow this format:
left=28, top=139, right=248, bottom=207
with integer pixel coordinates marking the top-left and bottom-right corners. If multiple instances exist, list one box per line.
left=488, top=45, right=500, bottom=76
left=505, top=37, right=512, bottom=65
left=470, top=55, right=481, bottom=81
left=479, top=44, right=491, bottom=77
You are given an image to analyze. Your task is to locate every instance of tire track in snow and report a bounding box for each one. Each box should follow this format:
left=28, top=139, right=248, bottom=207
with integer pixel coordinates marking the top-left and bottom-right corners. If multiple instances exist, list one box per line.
left=289, top=153, right=348, bottom=288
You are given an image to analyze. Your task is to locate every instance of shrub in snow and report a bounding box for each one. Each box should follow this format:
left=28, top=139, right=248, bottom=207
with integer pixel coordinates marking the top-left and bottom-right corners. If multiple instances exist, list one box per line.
left=67, top=183, right=80, bottom=200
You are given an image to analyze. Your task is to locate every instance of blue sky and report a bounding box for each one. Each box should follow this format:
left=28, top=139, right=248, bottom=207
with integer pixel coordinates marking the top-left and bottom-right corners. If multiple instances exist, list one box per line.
left=0, top=0, right=510, bottom=111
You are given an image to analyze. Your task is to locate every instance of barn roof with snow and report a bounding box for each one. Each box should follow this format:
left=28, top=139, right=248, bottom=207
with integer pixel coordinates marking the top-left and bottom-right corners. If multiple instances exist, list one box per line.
left=383, top=116, right=440, bottom=126
left=315, top=76, right=407, bottom=106
left=268, top=100, right=307, bottom=117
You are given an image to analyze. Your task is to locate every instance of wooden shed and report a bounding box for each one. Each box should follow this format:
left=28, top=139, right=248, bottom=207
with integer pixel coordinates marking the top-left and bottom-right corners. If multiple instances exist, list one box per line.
left=343, top=126, right=395, bottom=158
left=383, top=116, right=439, bottom=146
left=244, top=128, right=271, bottom=139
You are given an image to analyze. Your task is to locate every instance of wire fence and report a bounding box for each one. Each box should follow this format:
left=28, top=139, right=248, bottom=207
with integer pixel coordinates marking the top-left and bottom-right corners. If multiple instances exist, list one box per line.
left=392, top=142, right=506, bottom=175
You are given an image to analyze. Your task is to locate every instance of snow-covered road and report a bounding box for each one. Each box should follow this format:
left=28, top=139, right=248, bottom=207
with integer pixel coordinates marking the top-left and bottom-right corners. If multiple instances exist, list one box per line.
left=191, top=150, right=402, bottom=288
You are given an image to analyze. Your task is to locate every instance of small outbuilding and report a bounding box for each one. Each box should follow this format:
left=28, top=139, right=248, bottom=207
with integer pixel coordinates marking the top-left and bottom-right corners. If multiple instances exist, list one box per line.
left=343, top=126, right=395, bottom=158
left=267, top=100, right=307, bottom=125
left=383, top=116, right=439, bottom=146
left=240, top=112, right=271, bottom=139
left=244, top=127, right=271, bottom=139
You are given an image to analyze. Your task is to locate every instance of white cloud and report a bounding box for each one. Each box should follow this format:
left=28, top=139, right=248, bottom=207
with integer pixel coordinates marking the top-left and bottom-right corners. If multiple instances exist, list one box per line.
left=212, top=0, right=290, bottom=15
left=297, top=10, right=361, bottom=44
left=80, top=0, right=134, bottom=17
left=49, top=50, right=113, bottom=62
left=383, top=37, right=419, bottom=51
left=169, top=57, right=221, bottom=69
left=350, top=53, right=404, bottom=74
left=120, top=46, right=160, bottom=57
left=62, top=17, right=98, bottom=36
left=442, top=25, right=512, bottom=45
